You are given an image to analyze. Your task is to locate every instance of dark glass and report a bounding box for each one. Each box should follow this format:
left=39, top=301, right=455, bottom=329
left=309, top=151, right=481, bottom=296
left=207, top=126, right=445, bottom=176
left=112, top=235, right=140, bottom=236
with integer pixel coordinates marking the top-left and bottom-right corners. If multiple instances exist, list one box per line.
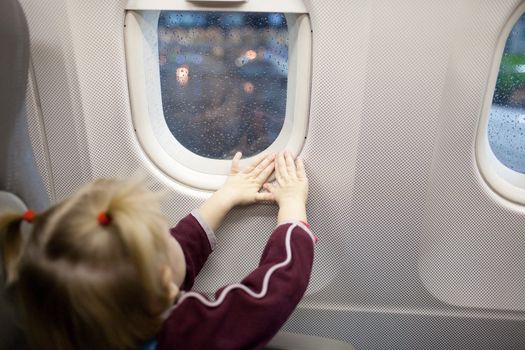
left=158, top=11, right=288, bottom=159
left=489, top=13, right=525, bottom=173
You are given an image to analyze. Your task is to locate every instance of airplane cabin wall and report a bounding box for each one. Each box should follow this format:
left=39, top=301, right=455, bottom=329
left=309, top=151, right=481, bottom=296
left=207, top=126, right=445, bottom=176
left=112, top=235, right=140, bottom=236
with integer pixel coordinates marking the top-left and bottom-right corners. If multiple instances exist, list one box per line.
left=12, top=0, right=525, bottom=348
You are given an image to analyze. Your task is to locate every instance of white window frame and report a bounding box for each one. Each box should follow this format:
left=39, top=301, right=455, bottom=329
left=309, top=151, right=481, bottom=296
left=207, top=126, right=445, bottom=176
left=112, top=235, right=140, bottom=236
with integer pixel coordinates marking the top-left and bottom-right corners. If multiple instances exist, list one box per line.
left=477, top=3, right=525, bottom=205
left=125, top=0, right=311, bottom=190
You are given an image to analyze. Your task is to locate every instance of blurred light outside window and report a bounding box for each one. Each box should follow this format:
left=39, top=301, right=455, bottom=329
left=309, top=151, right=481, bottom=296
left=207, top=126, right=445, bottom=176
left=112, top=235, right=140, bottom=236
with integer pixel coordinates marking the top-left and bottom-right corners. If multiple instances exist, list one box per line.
left=158, top=11, right=288, bottom=159
left=489, top=13, right=525, bottom=173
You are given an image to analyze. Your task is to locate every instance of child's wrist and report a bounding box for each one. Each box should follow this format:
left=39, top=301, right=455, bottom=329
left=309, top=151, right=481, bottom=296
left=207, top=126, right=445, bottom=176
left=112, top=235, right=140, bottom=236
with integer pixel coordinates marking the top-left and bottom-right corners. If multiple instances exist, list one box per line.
left=277, top=197, right=307, bottom=208
left=213, top=189, right=236, bottom=210
left=277, top=202, right=307, bottom=224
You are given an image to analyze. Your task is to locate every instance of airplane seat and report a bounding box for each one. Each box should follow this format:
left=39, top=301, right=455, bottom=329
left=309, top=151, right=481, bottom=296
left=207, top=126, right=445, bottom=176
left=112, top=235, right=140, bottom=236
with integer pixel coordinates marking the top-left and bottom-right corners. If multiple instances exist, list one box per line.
left=0, top=0, right=34, bottom=348
left=0, top=0, right=48, bottom=211
left=0, top=0, right=31, bottom=250
left=0, top=0, right=30, bottom=185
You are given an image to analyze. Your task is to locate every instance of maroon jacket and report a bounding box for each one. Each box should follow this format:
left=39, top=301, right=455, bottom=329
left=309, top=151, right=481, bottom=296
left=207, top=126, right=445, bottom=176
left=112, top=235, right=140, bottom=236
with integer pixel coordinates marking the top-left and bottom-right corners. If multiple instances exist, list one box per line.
left=157, top=212, right=316, bottom=350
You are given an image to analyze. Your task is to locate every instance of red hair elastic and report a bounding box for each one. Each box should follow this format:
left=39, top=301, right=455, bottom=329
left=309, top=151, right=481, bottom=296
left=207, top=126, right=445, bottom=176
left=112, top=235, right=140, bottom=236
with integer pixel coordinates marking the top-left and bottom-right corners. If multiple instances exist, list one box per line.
left=97, top=212, right=112, bottom=226
left=23, top=210, right=35, bottom=223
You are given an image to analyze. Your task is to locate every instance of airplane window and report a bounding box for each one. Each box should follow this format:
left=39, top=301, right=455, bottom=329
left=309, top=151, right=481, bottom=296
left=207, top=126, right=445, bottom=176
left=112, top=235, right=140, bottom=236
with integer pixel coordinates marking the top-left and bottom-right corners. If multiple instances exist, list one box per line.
left=158, top=11, right=288, bottom=159
left=488, top=13, right=525, bottom=173
left=125, top=6, right=310, bottom=189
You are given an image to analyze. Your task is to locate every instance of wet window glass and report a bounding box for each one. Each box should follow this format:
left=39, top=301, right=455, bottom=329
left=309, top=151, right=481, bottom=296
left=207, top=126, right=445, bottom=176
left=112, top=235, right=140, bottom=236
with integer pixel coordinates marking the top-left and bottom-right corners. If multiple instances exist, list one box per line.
left=158, top=11, right=288, bottom=159
left=489, top=13, right=525, bottom=173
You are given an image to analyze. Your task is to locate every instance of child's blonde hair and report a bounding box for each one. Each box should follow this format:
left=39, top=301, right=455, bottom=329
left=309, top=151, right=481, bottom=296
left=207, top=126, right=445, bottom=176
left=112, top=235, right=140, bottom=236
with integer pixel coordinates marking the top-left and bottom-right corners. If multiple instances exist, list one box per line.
left=0, top=178, right=173, bottom=350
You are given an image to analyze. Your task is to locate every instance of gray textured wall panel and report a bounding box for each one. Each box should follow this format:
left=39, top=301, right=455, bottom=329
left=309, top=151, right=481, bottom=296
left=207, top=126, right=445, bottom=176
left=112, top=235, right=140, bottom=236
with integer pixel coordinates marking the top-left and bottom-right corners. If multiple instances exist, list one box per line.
left=17, top=0, right=525, bottom=348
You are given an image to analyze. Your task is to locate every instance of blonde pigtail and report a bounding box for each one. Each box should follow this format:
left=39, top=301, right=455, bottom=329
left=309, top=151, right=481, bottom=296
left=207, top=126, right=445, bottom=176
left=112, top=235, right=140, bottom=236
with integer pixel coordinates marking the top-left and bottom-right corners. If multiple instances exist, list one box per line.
left=0, top=212, right=26, bottom=285
left=103, top=180, right=170, bottom=308
left=6, top=179, right=175, bottom=350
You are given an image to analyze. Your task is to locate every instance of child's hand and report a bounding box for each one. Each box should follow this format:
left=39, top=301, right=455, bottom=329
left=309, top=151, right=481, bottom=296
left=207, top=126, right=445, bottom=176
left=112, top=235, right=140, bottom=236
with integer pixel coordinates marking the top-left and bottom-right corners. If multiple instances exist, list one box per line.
left=263, top=152, right=309, bottom=223
left=219, top=152, right=276, bottom=207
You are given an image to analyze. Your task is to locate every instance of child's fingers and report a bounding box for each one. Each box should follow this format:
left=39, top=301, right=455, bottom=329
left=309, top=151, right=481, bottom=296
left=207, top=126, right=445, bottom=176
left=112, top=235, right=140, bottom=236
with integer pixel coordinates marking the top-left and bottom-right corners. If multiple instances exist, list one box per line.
left=242, top=153, right=266, bottom=174
left=284, top=151, right=297, bottom=178
left=263, top=182, right=279, bottom=195
left=276, top=152, right=288, bottom=182
left=255, top=158, right=275, bottom=183
left=230, top=152, right=242, bottom=174
left=255, top=192, right=275, bottom=202
left=257, top=183, right=276, bottom=202
left=296, top=156, right=306, bottom=180
left=252, top=154, right=275, bottom=178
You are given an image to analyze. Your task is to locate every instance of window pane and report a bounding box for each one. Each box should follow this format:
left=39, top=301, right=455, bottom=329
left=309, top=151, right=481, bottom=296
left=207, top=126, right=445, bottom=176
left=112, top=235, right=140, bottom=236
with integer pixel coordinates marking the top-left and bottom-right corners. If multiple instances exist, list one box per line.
left=489, top=13, right=525, bottom=173
left=158, top=11, right=288, bottom=159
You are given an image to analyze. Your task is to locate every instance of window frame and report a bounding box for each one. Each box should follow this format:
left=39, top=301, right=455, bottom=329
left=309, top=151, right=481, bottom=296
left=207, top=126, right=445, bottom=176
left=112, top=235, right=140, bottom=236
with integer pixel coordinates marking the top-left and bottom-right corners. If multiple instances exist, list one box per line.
left=125, top=0, right=311, bottom=190
left=477, top=3, right=525, bottom=205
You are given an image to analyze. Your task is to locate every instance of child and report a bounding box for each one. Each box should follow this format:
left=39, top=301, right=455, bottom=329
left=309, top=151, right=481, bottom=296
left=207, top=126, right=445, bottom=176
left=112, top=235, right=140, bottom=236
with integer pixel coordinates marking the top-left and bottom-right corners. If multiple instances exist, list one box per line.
left=0, top=151, right=315, bottom=350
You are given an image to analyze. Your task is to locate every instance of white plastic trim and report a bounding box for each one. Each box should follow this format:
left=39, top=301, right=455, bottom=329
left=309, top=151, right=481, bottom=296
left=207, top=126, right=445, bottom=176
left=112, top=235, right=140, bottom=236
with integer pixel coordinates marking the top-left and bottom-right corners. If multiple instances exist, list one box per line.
left=476, top=2, right=525, bottom=205
left=188, top=0, right=246, bottom=3
left=126, top=0, right=307, bottom=13
left=125, top=5, right=311, bottom=190
left=126, top=12, right=226, bottom=190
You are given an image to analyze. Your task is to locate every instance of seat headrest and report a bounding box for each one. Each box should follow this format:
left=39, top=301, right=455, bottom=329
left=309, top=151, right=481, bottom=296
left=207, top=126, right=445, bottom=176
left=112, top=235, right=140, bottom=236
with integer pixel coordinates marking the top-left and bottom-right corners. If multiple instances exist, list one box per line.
left=0, top=0, right=29, bottom=121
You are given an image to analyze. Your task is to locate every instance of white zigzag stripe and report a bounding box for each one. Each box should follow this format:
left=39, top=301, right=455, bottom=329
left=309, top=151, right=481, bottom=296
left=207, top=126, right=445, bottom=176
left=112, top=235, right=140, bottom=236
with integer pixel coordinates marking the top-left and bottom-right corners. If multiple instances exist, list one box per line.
left=175, top=223, right=315, bottom=309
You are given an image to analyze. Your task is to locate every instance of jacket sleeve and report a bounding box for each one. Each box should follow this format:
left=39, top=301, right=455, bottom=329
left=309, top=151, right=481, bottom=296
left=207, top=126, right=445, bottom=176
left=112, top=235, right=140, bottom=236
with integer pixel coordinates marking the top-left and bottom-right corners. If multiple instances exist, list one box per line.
left=158, top=222, right=316, bottom=350
left=169, top=210, right=216, bottom=290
